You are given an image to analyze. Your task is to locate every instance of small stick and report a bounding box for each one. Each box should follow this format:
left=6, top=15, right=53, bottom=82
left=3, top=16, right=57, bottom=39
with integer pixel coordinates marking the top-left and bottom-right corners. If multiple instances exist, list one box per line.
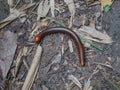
left=22, top=45, right=42, bottom=90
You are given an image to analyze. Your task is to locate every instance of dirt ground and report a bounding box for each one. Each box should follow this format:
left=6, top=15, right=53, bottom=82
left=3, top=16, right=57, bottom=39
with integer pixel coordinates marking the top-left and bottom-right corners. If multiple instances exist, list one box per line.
left=0, top=0, right=120, bottom=90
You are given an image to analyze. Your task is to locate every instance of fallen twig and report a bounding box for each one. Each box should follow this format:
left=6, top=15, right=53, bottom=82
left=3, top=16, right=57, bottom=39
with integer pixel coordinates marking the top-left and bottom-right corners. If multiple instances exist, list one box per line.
left=22, top=45, right=42, bottom=90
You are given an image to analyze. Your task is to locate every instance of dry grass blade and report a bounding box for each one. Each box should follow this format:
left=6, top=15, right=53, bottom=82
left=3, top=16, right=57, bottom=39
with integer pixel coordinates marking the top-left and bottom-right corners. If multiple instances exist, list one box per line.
left=83, top=68, right=99, bottom=90
left=14, top=48, right=24, bottom=77
left=83, top=79, right=93, bottom=90
left=101, top=72, right=120, bottom=90
left=37, top=0, right=50, bottom=21
left=22, top=45, right=42, bottom=90
left=77, top=26, right=112, bottom=44
left=68, top=74, right=82, bottom=89
left=64, top=0, right=75, bottom=28
left=0, top=9, right=25, bottom=29
left=69, top=77, right=85, bottom=89
left=0, top=3, right=35, bottom=29
left=14, top=47, right=28, bottom=76
left=50, top=0, right=55, bottom=17
left=28, top=64, right=39, bottom=90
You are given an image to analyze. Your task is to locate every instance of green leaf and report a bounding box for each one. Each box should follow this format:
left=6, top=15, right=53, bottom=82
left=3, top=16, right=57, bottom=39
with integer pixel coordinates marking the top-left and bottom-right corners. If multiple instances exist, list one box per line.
left=78, top=35, right=103, bottom=51
left=104, top=5, right=111, bottom=12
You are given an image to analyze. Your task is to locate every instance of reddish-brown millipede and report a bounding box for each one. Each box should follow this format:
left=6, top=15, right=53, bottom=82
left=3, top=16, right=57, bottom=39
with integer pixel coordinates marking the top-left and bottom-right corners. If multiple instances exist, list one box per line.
left=34, top=27, right=85, bottom=66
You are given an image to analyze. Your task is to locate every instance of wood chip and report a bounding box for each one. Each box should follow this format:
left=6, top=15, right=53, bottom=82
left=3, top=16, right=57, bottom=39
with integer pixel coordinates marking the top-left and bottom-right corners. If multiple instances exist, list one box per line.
left=68, top=39, right=73, bottom=53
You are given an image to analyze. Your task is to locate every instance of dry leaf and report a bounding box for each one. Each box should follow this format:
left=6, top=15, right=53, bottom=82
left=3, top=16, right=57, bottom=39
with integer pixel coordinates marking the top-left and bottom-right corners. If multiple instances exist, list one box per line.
left=0, top=31, right=17, bottom=78
left=68, top=74, right=82, bottom=89
left=37, top=0, right=50, bottom=21
left=50, top=0, right=55, bottom=17
left=64, top=0, right=75, bottom=28
left=77, top=26, right=112, bottom=44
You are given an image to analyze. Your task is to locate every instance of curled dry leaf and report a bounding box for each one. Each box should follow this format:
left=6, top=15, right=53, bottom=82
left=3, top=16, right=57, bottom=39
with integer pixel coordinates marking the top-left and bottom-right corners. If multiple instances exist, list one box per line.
left=68, top=74, right=82, bottom=89
left=64, top=0, right=75, bottom=28
left=37, top=0, right=50, bottom=21
left=77, top=26, right=112, bottom=44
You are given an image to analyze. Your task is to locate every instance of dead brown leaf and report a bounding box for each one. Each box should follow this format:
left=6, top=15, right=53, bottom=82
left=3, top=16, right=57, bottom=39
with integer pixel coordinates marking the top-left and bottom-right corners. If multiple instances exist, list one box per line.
left=0, top=31, right=17, bottom=78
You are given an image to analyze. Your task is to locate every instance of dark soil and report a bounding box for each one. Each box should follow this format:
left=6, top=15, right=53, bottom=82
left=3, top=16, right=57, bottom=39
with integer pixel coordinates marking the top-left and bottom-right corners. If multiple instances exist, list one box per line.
left=0, top=0, right=120, bottom=90
left=0, top=0, right=10, bottom=21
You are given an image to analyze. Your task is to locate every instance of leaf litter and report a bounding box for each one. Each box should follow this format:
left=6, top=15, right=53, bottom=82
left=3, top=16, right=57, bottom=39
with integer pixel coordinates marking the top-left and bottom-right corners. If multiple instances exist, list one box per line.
left=0, top=0, right=119, bottom=90
left=0, top=3, right=35, bottom=29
